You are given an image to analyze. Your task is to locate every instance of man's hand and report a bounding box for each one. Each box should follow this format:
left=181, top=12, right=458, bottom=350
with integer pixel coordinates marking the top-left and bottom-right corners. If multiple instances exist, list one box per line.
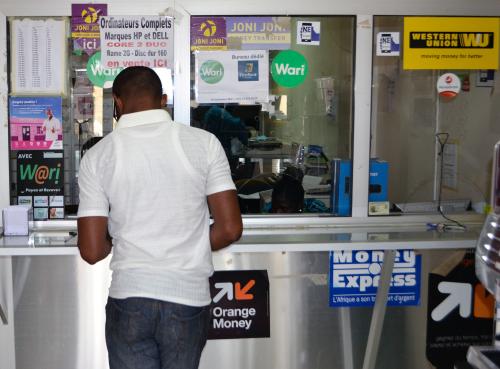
left=77, top=216, right=112, bottom=264
left=207, top=190, right=242, bottom=251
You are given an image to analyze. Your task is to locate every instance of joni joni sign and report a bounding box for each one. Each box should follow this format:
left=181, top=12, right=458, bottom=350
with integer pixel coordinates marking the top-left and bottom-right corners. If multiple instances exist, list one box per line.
left=226, top=16, right=290, bottom=50
left=71, top=4, right=107, bottom=55
left=191, top=17, right=227, bottom=51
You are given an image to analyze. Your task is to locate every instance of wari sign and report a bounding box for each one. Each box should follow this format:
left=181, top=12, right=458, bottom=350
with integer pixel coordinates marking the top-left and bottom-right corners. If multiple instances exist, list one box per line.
left=271, top=50, right=308, bottom=88
left=208, top=270, right=270, bottom=339
left=71, top=4, right=107, bottom=55
left=329, top=250, right=421, bottom=307
left=403, top=17, right=499, bottom=70
left=86, top=51, right=123, bottom=88
left=100, top=16, right=173, bottom=69
left=17, top=151, right=64, bottom=220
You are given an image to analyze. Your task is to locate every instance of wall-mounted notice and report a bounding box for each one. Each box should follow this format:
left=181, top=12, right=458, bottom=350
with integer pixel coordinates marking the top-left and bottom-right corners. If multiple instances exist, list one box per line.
left=17, top=151, right=64, bottom=220
left=195, top=50, right=269, bottom=104
left=11, top=18, right=67, bottom=94
left=403, top=17, right=499, bottom=70
left=191, top=17, right=227, bottom=51
left=71, top=3, right=107, bottom=56
left=226, top=17, right=290, bottom=50
left=10, top=96, right=63, bottom=151
left=100, top=16, right=173, bottom=69
left=329, top=250, right=421, bottom=307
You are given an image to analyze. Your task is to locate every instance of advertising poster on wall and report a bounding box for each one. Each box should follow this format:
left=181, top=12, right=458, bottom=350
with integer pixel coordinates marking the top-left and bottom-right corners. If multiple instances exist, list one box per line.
left=329, top=250, right=421, bottom=307
left=403, top=17, right=499, bottom=70
left=99, top=16, right=173, bottom=69
left=71, top=4, right=107, bottom=56
left=195, top=50, right=269, bottom=104
left=426, top=250, right=494, bottom=368
left=17, top=151, right=64, bottom=220
left=226, top=17, right=290, bottom=50
left=9, top=96, right=63, bottom=151
left=191, top=17, right=227, bottom=51
left=208, top=270, right=270, bottom=339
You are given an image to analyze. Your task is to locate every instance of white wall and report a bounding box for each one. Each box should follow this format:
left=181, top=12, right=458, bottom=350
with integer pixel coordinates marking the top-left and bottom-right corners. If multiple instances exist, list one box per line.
left=0, top=12, right=8, bottom=221
left=1, top=0, right=500, bottom=16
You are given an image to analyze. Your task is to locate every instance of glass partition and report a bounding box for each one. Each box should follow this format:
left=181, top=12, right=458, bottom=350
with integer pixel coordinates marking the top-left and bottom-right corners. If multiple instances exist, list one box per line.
left=370, top=16, right=500, bottom=217
left=7, top=17, right=173, bottom=218
left=190, top=16, right=355, bottom=215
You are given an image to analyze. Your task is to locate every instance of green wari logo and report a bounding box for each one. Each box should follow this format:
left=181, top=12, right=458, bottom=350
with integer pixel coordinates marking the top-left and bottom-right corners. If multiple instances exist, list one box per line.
left=200, top=60, right=224, bottom=84
left=271, top=50, right=308, bottom=88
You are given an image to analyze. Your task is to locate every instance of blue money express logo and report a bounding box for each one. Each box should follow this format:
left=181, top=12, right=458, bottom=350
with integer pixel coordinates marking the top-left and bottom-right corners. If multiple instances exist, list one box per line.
left=19, top=163, right=61, bottom=185
left=271, top=50, right=308, bottom=88
left=200, top=60, right=224, bottom=84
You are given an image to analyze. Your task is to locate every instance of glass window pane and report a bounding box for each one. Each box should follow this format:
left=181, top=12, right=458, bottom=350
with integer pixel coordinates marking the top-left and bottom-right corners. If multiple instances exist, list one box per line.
left=370, top=16, right=500, bottom=216
left=190, top=16, right=355, bottom=215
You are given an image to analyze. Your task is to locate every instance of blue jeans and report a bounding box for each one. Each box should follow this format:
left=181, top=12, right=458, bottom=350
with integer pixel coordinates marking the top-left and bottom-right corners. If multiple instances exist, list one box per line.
left=105, top=297, right=210, bottom=369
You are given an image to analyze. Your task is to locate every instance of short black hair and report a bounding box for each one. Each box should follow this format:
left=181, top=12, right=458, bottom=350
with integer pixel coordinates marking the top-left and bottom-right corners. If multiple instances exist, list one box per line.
left=271, top=176, right=304, bottom=213
left=112, top=66, right=163, bottom=101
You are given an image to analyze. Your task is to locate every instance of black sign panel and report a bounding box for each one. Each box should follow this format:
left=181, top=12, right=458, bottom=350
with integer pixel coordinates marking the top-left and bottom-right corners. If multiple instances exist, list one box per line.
left=16, top=151, right=64, bottom=219
left=208, top=270, right=270, bottom=340
left=426, top=250, right=494, bottom=369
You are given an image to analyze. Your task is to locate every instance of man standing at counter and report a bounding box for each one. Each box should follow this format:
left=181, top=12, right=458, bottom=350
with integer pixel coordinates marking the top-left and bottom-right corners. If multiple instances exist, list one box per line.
left=77, top=66, right=242, bottom=369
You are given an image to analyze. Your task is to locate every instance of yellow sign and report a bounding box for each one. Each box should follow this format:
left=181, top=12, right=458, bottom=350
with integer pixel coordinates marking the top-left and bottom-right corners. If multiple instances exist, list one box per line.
left=403, top=17, right=499, bottom=70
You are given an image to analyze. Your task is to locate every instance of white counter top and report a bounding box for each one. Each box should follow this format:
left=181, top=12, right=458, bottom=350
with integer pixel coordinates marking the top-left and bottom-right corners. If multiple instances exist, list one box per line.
left=0, top=224, right=481, bottom=256
left=0, top=231, right=79, bottom=256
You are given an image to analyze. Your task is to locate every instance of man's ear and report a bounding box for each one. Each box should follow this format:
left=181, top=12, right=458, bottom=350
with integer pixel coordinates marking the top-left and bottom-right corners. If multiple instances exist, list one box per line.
left=161, top=94, right=167, bottom=107
left=112, top=94, right=123, bottom=111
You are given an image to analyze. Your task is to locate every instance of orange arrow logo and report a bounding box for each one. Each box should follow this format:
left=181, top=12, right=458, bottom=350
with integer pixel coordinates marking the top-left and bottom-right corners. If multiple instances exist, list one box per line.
left=473, top=283, right=494, bottom=319
left=235, top=280, right=255, bottom=300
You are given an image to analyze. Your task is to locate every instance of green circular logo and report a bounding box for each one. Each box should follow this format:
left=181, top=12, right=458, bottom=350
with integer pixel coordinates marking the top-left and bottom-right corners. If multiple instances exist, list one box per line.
left=86, top=52, right=123, bottom=88
left=271, top=50, right=308, bottom=88
left=200, top=60, right=224, bottom=84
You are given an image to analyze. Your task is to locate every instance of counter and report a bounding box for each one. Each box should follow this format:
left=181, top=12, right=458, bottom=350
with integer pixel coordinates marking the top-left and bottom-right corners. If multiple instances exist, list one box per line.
left=0, top=215, right=485, bottom=369
left=0, top=216, right=483, bottom=255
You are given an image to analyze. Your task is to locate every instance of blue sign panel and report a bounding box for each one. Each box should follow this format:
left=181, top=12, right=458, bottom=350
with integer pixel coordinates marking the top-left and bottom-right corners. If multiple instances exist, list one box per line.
left=329, top=250, right=421, bottom=307
left=238, top=60, right=259, bottom=81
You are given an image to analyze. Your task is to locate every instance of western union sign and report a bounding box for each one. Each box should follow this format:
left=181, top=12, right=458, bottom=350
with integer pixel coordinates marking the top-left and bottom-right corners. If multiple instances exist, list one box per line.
left=403, top=17, right=499, bottom=70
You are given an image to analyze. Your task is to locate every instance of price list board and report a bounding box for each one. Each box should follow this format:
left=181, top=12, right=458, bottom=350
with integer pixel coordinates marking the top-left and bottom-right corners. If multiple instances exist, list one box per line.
left=10, top=18, right=67, bottom=95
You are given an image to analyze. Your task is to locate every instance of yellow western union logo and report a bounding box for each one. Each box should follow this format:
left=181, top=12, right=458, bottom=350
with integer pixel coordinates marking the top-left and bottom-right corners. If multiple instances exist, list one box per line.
left=410, top=32, right=494, bottom=48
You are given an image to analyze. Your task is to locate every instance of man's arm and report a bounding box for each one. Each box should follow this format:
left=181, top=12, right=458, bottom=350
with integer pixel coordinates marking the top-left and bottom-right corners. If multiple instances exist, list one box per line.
left=207, top=189, right=242, bottom=251
left=77, top=216, right=112, bottom=264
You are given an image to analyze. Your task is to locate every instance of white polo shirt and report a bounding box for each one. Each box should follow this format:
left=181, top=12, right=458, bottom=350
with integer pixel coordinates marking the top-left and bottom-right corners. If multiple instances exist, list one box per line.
left=77, top=109, right=235, bottom=306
